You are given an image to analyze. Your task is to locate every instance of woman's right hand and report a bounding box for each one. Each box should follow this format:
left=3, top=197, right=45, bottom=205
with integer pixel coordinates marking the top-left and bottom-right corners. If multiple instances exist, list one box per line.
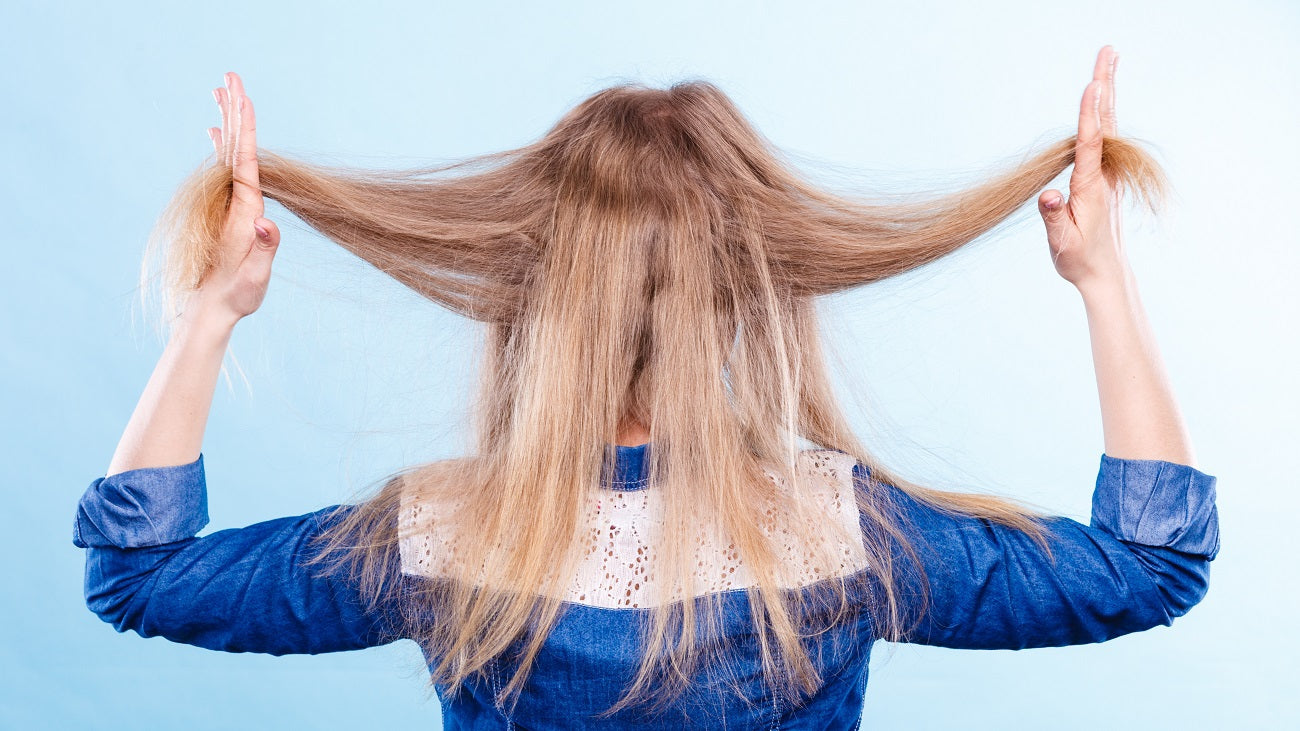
left=187, top=71, right=281, bottom=328
left=1038, top=46, right=1127, bottom=291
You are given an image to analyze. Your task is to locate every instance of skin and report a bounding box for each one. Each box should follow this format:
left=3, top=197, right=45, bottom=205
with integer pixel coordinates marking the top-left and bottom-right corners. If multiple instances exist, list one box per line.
left=1037, top=47, right=1196, bottom=465
left=105, top=46, right=1194, bottom=477
left=615, top=419, right=652, bottom=447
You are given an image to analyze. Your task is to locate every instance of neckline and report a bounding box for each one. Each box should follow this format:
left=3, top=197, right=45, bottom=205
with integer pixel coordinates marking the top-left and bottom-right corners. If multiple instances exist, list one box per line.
left=601, top=441, right=652, bottom=491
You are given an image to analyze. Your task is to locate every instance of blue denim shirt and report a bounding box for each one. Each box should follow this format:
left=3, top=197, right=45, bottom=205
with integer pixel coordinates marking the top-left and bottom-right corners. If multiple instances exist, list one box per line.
left=73, top=445, right=1219, bottom=729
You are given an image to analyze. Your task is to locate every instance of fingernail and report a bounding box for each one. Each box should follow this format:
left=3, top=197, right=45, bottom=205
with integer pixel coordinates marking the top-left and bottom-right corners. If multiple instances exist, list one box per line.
left=212, top=89, right=221, bottom=105
left=225, top=72, right=232, bottom=88
left=255, top=222, right=269, bottom=239
left=1045, top=196, right=1061, bottom=210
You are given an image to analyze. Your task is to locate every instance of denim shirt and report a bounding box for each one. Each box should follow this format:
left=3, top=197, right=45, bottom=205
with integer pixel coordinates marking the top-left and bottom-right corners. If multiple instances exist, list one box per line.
left=73, top=445, right=1220, bottom=729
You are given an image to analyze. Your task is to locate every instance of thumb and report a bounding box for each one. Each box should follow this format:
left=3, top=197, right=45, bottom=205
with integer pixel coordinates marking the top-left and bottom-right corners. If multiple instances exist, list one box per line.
left=1038, top=190, right=1067, bottom=241
left=244, top=217, right=281, bottom=273
left=252, top=217, right=280, bottom=250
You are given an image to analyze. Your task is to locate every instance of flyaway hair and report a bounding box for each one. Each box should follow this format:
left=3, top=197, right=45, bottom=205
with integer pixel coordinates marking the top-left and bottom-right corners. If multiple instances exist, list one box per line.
left=142, top=78, right=1168, bottom=716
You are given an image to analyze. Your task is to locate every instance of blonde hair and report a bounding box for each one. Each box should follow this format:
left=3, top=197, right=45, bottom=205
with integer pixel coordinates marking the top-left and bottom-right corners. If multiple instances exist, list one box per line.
left=144, top=78, right=1167, bottom=717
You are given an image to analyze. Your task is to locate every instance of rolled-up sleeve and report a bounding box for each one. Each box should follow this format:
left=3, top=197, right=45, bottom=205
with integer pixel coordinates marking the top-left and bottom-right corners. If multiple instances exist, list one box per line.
left=1091, top=454, right=1220, bottom=558
left=73, top=455, right=209, bottom=549
left=72, top=454, right=406, bottom=655
left=862, top=454, right=1220, bottom=650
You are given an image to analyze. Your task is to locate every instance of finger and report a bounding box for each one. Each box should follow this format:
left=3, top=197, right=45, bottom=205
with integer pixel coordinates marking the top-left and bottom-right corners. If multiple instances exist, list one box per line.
left=1090, top=45, right=1111, bottom=87
left=243, top=216, right=281, bottom=272
left=1101, top=47, right=1119, bottom=137
left=214, top=85, right=232, bottom=167
left=226, top=74, right=263, bottom=217
left=210, top=88, right=224, bottom=156
left=226, top=72, right=241, bottom=171
left=223, top=72, right=240, bottom=170
left=1038, top=189, right=1069, bottom=250
left=1070, top=79, right=1105, bottom=199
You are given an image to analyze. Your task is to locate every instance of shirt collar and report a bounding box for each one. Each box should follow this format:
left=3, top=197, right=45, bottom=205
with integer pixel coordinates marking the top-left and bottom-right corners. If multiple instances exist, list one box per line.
left=601, top=442, right=651, bottom=491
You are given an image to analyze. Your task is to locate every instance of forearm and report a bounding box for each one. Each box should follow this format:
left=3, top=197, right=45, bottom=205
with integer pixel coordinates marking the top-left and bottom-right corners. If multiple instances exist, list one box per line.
left=106, top=307, right=239, bottom=477
left=1076, top=261, right=1197, bottom=466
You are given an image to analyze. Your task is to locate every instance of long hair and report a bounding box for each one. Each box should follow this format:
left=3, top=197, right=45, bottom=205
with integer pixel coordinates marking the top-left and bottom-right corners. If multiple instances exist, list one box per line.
left=142, top=78, right=1167, bottom=716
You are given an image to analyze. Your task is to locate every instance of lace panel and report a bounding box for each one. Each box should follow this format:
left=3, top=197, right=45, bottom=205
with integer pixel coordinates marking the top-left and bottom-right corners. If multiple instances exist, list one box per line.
left=398, top=449, right=868, bottom=608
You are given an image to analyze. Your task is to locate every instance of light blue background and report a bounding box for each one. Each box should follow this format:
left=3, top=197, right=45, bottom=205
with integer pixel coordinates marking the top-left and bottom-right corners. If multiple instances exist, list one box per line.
left=3, top=1, right=1295, bottom=728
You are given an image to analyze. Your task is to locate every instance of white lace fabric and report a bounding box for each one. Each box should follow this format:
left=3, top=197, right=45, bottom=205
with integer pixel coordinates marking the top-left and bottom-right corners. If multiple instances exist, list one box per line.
left=398, top=449, right=869, bottom=608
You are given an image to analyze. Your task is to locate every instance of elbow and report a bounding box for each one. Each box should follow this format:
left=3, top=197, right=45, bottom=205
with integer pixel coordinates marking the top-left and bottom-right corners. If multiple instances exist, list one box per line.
left=1133, top=545, right=1214, bottom=620
left=1093, top=454, right=1220, bottom=620
left=1160, top=554, right=1213, bottom=618
left=85, top=586, right=133, bottom=631
left=82, top=548, right=147, bottom=633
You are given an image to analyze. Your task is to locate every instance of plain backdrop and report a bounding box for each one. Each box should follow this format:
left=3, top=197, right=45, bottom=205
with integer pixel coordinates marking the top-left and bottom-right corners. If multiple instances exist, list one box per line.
left=2, top=1, right=1295, bottom=728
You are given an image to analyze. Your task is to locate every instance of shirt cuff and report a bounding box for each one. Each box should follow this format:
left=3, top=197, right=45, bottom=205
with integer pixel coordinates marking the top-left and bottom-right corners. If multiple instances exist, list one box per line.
left=1090, top=453, right=1220, bottom=560
left=72, top=453, right=209, bottom=549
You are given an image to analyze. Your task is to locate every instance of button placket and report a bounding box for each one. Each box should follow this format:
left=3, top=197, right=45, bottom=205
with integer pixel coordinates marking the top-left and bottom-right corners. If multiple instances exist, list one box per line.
left=487, top=656, right=516, bottom=729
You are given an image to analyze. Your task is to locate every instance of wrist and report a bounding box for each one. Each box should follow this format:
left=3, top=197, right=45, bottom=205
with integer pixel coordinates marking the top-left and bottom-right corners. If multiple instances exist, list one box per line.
left=1073, top=258, right=1137, bottom=303
left=173, top=301, right=240, bottom=343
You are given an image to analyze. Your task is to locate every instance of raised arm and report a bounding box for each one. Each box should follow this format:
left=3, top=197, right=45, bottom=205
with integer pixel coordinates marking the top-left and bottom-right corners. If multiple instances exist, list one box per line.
left=874, top=46, right=1218, bottom=651
left=107, top=71, right=279, bottom=477
left=1037, top=45, right=1196, bottom=465
left=74, top=74, right=406, bottom=655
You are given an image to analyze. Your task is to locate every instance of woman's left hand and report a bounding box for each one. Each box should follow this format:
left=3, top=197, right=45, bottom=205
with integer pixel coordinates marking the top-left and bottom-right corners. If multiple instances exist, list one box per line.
left=189, top=71, right=281, bottom=327
left=1038, top=46, right=1127, bottom=291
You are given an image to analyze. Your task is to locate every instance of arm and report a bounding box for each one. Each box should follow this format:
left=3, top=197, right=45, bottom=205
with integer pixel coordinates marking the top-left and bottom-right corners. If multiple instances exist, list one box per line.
left=106, top=309, right=235, bottom=476
left=107, top=71, right=276, bottom=477
left=882, top=47, right=1218, bottom=650
left=1040, top=45, right=1196, bottom=465
left=75, top=75, right=404, bottom=654
left=863, top=455, right=1218, bottom=650
left=1079, top=263, right=1195, bottom=464
left=74, top=456, right=406, bottom=654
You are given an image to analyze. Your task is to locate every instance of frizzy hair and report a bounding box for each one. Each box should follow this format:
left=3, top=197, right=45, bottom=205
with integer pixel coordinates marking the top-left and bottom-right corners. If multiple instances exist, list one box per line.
left=142, top=78, right=1167, bottom=716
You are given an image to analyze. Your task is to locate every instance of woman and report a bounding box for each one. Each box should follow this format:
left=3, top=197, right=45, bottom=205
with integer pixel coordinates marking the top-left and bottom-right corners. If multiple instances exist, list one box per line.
left=74, top=45, right=1219, bottom=729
